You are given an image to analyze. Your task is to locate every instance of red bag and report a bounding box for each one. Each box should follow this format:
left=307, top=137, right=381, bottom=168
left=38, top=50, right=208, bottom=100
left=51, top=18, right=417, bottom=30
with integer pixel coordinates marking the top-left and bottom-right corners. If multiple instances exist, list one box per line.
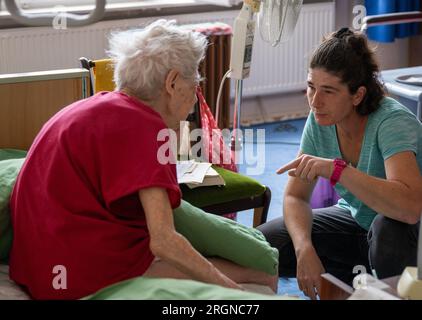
left=197, top=88, right=237, bottom=220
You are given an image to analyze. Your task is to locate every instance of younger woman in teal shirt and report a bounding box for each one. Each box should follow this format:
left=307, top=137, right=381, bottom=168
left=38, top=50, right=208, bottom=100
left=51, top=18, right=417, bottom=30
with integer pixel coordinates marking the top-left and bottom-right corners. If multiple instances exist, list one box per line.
left=258, top=27, right=422, bottom=300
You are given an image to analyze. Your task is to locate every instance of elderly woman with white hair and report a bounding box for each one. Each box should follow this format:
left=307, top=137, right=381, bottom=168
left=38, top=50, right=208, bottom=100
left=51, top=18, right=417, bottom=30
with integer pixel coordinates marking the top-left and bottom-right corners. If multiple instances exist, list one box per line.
left=9, top=20, right=277, bottom=300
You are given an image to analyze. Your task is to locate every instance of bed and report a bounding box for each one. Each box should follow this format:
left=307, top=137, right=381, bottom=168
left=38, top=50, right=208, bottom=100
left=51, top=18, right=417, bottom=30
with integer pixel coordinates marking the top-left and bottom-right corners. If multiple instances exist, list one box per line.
left=0, top=150, right=289, bottom=300
left=0, top=70, right=86, bottom=299
left=0, top=262, right=280, bottom=300
left=0, top=264, right=30, bottom=300
left=0, top=69, right=296, bottom=300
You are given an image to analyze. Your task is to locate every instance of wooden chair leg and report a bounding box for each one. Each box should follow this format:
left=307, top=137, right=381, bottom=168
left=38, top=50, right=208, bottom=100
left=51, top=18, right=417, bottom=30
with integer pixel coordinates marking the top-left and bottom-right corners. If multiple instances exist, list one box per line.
left=253, top=207, right=264, bottom=228
left=252, top=187, right=271, bottom=228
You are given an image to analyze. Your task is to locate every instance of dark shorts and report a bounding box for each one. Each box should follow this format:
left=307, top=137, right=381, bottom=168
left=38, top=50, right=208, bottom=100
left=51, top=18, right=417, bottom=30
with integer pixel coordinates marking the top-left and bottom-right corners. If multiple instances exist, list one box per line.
left=257, top=206, right=419, bottom=283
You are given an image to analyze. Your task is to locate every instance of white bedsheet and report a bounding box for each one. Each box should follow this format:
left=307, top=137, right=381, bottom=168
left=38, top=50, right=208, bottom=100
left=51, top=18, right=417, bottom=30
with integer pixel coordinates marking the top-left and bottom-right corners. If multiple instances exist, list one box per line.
left=0, top=264, right=30, bottom=300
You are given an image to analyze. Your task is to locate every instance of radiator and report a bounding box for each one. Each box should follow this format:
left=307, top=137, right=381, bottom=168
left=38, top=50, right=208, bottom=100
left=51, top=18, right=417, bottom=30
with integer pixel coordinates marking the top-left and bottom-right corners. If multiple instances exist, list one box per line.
left=0, top=2, right=334, bottom=99
left=196, top=23, right=232, bottom=129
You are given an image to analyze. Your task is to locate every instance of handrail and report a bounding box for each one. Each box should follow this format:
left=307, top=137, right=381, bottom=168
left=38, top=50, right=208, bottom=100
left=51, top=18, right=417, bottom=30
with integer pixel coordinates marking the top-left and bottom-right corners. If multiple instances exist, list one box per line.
left=4, top=0, right=106, bottom=27
left=361, top=11, right=422, bottom=32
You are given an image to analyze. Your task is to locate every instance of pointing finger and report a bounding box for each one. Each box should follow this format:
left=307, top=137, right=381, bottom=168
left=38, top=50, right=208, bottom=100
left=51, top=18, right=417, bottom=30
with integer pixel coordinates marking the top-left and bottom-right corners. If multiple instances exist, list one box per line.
left=276, top=157, right=302, bottom=174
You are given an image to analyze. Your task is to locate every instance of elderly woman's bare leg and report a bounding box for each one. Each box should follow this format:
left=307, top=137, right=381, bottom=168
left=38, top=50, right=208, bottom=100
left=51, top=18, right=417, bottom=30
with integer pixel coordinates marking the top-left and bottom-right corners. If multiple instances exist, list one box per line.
left=143, top=257, right=278, bottom=293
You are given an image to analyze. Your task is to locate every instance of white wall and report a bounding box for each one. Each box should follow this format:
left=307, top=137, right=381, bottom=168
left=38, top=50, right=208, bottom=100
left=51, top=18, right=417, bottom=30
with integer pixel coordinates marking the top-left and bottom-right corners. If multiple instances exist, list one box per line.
left=371, top=38, right=410, bottom=70
left=231, top=91, right=309, bottom=127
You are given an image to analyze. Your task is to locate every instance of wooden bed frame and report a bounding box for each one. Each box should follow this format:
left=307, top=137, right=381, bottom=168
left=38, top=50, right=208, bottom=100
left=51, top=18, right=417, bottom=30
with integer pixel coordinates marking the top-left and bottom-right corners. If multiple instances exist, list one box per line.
left=0, top=69, right=89, bottom=150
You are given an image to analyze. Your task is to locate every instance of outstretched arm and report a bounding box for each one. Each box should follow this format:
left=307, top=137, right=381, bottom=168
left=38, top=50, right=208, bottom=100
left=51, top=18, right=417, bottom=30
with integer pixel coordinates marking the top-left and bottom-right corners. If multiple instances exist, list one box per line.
left=279, top=151, right=422, bottom=224
left=139, top=187, right=241, bottom=289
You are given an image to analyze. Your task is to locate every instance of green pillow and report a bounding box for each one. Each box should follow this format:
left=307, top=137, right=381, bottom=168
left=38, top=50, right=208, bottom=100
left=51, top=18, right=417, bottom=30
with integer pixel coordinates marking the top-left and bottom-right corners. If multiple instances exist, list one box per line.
left=84, top=276, right=297, bottom=300
left=173, top=200, right=278, bottom=276
left=181, top=166, right=266, bottom=207
left=0, top=158, right=25, bottom=262
left=0, top=149, right=27, bottom=162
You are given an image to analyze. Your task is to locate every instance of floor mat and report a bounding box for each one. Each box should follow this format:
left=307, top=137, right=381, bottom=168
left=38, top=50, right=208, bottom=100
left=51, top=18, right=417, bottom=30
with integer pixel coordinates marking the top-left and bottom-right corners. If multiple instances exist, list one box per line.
left=278, top=278, right=308, bottom=299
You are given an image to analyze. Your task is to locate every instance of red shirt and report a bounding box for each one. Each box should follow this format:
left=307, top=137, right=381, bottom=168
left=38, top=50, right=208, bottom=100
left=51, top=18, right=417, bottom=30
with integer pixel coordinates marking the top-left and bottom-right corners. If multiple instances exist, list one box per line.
left=9, top=91, right=181, bottom=299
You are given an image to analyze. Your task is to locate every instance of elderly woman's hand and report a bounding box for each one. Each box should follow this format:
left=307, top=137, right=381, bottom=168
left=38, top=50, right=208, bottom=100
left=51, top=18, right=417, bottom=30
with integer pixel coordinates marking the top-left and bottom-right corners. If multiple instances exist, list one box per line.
left=276, top=154, right=334, bottom=182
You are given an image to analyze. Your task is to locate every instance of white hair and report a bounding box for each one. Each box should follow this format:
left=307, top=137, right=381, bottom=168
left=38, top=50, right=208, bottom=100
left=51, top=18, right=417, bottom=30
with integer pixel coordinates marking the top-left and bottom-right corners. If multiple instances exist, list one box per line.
left=107, top=19, right=208, bottom=100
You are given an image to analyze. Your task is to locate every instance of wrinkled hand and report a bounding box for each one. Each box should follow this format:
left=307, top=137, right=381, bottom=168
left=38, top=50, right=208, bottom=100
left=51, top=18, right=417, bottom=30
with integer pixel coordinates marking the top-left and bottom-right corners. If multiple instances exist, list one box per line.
left=296, top=245, right=326, bottom=300
left=276, top=154, right=334, bottom=182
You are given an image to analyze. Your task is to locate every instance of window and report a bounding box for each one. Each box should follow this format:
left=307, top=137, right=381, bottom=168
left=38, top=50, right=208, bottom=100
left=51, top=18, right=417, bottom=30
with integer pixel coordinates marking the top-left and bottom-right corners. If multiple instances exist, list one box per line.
left=18, top=1, right=146, bottom=10
left=0, top=0, right=241, bottom=28
left=14, top=0, right=241, bottom=11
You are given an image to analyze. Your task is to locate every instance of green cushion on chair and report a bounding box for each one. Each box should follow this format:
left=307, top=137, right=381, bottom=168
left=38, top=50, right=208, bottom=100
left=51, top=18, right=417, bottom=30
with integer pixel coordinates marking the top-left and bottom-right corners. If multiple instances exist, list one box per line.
left=180, top=166, right=266, bottom=208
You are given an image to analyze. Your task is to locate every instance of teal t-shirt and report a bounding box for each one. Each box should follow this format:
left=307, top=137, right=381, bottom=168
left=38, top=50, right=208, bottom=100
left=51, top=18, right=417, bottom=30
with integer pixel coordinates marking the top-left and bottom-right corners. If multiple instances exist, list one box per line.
left=300, top=97, right=422, bottom=230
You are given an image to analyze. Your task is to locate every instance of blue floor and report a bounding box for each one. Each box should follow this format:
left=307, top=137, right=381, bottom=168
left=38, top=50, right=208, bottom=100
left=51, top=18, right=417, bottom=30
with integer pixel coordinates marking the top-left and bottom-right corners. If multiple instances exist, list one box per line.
left=237, top=118, right=305, bottom=225
left=237, top=118, right=308, bottom=298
